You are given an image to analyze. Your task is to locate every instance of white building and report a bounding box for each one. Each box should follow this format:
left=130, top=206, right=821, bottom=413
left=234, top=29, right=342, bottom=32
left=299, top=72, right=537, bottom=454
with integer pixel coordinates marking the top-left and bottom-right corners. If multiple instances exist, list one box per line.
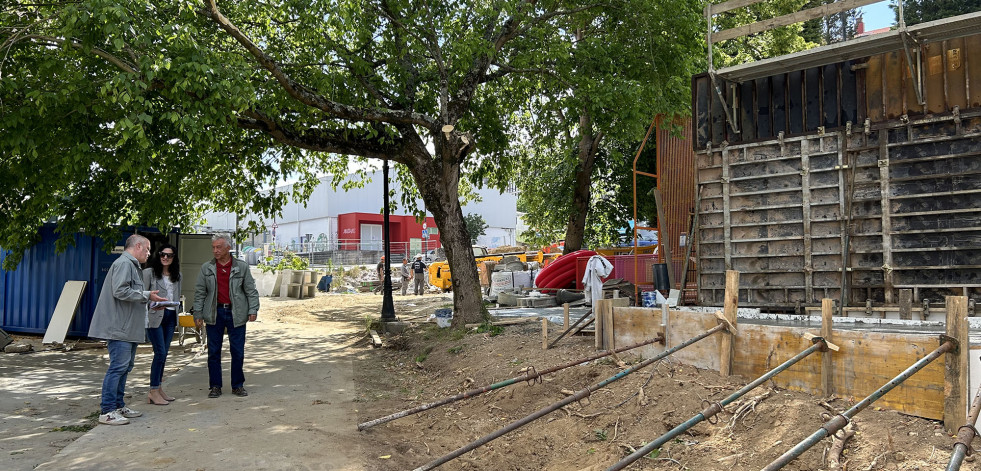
left=202, top=170, right=518, bottom=251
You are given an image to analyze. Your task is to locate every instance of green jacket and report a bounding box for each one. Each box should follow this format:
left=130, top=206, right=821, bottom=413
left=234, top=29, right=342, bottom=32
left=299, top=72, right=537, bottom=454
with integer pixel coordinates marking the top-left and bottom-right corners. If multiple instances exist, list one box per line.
left=192, top=258, right=260, bottom=328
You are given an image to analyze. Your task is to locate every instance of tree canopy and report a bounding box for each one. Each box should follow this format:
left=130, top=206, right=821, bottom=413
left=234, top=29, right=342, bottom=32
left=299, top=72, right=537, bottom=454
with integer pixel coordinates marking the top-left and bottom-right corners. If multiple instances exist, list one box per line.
left=2, top=0, right=714, bottom=325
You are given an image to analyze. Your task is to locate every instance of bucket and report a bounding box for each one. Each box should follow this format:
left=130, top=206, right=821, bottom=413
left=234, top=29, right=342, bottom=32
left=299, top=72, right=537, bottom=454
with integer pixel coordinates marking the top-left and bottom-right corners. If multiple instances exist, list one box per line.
left=641, top=291, right=657, bottom=308
left=652, top=263, right=670, bottom=291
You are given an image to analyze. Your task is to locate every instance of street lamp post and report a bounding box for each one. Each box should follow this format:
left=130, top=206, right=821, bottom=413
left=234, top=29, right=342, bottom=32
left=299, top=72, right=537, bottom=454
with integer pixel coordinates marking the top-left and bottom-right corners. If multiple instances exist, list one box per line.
left=380, top=159, right=397, bottom=321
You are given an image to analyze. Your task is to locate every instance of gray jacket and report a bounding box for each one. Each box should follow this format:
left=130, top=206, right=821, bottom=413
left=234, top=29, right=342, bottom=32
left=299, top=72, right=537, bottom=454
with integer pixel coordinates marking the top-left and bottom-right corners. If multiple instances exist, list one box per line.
left=142, top=268, right=182, bottom=329
left=88, top=252, right=150, bottom=343
left=192, top=258, right=259, bottom=328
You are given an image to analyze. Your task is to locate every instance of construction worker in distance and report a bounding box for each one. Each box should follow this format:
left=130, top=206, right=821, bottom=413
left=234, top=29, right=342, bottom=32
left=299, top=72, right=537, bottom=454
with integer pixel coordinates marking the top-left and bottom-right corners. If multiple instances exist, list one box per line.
left=411, top=254, right=427, bottom=295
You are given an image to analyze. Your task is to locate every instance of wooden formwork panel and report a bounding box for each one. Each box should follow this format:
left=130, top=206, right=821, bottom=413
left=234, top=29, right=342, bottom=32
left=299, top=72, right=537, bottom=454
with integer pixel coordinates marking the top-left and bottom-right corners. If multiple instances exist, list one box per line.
left=696, top=115, right=981, bottom=308
left=618, top=310, right=945, bottom=420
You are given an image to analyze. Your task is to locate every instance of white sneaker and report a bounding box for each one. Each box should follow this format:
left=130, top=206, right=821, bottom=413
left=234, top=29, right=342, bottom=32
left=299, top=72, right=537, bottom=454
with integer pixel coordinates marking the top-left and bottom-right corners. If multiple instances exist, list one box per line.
left=98, top=410, right=130, bottom=425
left=117, top=406, right=143, bottom=418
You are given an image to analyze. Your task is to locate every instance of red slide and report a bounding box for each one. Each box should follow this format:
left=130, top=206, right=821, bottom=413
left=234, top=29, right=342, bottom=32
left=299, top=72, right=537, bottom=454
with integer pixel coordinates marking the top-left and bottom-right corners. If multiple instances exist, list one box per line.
left=535, top=250, right=596, bottom=290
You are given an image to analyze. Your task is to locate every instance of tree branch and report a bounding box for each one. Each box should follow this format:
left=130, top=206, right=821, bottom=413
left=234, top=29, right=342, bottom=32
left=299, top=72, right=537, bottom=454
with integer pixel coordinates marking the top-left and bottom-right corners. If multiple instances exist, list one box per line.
left=202, top=0, right=437, bottom=130
left=238, top=110, right=406, bottom=163
left=10, top=35, right=139, bottom=75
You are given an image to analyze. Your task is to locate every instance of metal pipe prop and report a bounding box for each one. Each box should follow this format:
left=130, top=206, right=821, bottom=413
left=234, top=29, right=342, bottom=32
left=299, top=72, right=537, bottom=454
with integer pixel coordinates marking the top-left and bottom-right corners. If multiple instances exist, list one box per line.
left=607, top=340, right=826, bottom=471
left=411, top=323, right=727, bottom=471
left=946, top=379, right=981, bottom=470
left=358, top=334, right=663, bottom=431
left=762, top=339, right=955, bottom=471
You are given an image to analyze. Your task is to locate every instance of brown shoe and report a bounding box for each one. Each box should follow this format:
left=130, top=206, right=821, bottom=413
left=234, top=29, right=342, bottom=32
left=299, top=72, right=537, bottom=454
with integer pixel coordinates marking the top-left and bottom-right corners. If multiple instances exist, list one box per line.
left=158, top=388, right=175, bottom=402
left=232, top=387, right=248, bottom=397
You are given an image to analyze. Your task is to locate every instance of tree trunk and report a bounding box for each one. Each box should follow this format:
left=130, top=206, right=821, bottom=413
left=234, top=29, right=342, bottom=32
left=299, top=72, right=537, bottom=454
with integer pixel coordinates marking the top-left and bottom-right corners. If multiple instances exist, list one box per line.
left=406, top=132, right=488, bottom=327
left=562, top=111, right=602, bottom=254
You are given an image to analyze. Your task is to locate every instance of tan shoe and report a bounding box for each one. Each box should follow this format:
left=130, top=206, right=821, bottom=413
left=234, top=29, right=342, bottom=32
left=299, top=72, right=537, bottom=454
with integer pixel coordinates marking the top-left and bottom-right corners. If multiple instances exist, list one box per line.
left=158, top=388, right=175, bottom=402
left=146, top=390, right=169, bottom=406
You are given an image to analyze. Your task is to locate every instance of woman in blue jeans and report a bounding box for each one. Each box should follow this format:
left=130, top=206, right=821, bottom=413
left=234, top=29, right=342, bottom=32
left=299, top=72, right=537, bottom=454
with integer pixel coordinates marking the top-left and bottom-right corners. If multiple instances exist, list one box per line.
left=143, top=244, right=182, bottom=405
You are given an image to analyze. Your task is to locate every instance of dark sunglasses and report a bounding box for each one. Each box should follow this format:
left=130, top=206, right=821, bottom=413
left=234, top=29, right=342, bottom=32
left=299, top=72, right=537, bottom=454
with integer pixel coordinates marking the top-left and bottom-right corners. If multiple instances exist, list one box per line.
left=159, top=253, right=175, bottom=259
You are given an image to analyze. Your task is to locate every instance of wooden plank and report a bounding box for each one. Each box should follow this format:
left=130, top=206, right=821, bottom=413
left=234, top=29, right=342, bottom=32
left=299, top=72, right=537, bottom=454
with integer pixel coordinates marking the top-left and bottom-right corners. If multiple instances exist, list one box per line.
left=944, top=296, right=969, bottom=434
left=595, top=299, right=606, bottom=350
left=720, top=270, right=740, bottom=376
left=712, top=0, right=882, bottom=43
left=42, top=281, right=87, bottom=345
left=603, top=304, right=615, bottom=351
left=612, top=307, right=666, bottom=354
left=878, top=140, right=894, bottom=304
left=821, top=298, right=834, bottom=396
left=369, top=329, right=382, bottom=348
left=899, top=289, right=913, bottom=320
left=563, top=303, right=570, bottom=330
left=801, top=140, right=814, bottom=303
left=707, top=0, right=765, bottom=16
left=542, top=318, right=549, bottom=350
left=722, top=148, right=732, bottom=271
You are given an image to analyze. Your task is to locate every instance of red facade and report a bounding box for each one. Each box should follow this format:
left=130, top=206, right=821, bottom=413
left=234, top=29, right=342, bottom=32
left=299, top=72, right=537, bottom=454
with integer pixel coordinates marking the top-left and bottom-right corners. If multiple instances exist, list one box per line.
left=337, top=212, right=441, bottom=250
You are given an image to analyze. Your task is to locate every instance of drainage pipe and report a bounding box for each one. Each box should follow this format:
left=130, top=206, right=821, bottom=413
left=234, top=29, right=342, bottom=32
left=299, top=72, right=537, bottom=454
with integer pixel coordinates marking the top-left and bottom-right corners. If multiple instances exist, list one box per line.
left=946, top=380, right=981, bottom=470
left=762, top=338, right=956, bottom=471
left=358, top=333, right=663, bottom=430
left=411, top=323, right=728, bottom=471
left=607, top=338, right=828, bottom=471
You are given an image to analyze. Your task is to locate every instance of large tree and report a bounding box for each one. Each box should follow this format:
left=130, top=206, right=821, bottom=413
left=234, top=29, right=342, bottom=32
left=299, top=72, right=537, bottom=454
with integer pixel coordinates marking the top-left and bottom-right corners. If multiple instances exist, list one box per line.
left=896, top=0, right=981, bottom=25
left=0, top=0, right=613, bottom=326
left=513, top=0, right=703, bottom=253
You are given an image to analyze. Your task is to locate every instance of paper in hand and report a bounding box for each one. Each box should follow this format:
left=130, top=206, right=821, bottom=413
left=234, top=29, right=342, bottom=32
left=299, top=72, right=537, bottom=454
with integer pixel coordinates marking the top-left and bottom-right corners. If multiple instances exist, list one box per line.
left=150, top=301, right=181, bottom=309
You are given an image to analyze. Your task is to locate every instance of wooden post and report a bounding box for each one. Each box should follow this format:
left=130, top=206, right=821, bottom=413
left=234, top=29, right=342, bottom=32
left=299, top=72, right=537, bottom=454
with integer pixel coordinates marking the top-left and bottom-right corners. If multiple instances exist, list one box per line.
left=594, top=299, right=606, bottom=351
left=720, top=270, right=739, bottom=376
left=603, top=305, right=615, bottom=351
left=944, top=295, right=969, bottom=435
left=821, top=298, right=834, bottom=397
left=898, top=289, right=912, bottom=320
left=541, top=318, right=548, bottom=351
left=563, top=303, right=570, bottom=330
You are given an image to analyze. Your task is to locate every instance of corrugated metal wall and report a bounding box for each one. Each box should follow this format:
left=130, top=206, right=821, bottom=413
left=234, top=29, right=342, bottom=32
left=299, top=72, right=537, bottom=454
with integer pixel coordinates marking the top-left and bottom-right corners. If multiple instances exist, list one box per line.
left=692, top=33, right=981, bottom=308
left=0, top=226, right=121, bottom=336
left=656, top=117, right=697, bottom=289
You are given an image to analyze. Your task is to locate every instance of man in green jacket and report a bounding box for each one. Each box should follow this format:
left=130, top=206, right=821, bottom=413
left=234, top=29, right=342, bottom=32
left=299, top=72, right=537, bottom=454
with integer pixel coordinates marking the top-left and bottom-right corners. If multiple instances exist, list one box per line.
left=193, top=233, right=260, bottom=398
left=89, top=234, right=166, bottom=425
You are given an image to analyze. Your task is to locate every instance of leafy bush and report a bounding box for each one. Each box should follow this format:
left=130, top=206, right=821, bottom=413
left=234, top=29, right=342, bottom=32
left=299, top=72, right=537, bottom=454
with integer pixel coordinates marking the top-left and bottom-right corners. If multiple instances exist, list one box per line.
left=257, top=251, right=310, bottom=273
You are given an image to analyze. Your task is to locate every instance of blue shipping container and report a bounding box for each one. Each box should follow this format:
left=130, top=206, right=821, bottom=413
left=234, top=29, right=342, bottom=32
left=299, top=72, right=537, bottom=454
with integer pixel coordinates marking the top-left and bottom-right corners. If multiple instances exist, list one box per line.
left=0, top=226, right=125, bottom=337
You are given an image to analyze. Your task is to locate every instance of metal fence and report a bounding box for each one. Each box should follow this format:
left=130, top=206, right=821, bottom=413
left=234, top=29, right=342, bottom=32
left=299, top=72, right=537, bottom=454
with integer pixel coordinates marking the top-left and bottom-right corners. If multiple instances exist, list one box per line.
left=252, top=240, right=442, bottom=267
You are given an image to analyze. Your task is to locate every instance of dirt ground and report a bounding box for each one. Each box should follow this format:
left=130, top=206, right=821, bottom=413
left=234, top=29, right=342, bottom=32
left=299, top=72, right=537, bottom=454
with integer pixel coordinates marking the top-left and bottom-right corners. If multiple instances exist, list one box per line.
left=2, top=292, right=978, bottom=470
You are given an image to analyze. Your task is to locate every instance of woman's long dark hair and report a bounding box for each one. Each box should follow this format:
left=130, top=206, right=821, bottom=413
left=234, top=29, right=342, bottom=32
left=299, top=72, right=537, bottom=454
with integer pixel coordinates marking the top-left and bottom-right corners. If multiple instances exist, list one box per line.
left=151, top=243, right=181, bottom=283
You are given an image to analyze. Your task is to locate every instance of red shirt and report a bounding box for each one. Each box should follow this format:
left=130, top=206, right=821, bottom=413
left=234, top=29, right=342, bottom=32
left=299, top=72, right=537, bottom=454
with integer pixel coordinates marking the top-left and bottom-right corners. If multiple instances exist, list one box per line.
left=216, top=260, right=232, bottom=304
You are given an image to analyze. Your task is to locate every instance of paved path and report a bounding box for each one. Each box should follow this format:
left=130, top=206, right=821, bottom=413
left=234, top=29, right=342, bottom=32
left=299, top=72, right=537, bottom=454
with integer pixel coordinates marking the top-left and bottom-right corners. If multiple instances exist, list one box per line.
left=34, top=320, right=366, bottom=470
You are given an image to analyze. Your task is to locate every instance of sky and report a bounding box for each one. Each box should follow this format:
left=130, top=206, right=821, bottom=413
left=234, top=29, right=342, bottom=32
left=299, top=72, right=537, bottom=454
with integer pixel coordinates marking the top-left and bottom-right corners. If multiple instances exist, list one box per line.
left=862, top=1, right=896, bottom=30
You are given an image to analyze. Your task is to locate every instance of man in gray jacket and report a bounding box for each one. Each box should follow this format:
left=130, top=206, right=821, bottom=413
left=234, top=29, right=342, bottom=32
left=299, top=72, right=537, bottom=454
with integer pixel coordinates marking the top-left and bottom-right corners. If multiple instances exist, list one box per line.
left=193, top=233, right=260, bottom=398
left=88, top=234, right=166, bottom=425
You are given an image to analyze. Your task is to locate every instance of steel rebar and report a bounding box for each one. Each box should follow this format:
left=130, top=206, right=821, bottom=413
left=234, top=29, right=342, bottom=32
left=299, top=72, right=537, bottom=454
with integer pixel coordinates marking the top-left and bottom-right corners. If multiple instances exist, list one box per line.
left=358, top=333, right=663, bottom=430
left=762, top=339, right=955, bottom=471
left=946, top=378, right=981, bottom=470
left=608, top=339, right=826, bottom=471
left=412, top=323, right=727, bottom=471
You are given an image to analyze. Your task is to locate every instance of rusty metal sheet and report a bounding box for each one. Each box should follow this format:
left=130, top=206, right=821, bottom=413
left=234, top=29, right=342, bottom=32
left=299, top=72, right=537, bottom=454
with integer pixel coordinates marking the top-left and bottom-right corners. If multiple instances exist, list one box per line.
left=946, top=39, right=967, bottom=110
left=657, top=118, right=697, bottom=288
left=967, top=35, right=981, bottom=108
left=866, top=55, right=884, bottom=122
left=884, top=51, right=904, bottom=119
left=924, top=42, right=947, bottom=114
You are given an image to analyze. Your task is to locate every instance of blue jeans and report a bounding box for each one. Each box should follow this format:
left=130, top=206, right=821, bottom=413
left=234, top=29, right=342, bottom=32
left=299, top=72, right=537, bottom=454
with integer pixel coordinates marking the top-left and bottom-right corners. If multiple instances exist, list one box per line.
left=146, top=309, right=177, bottom=389
left=101, top=340, right=137, bottom=414
left=206, top=307, right=246, bottom=389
